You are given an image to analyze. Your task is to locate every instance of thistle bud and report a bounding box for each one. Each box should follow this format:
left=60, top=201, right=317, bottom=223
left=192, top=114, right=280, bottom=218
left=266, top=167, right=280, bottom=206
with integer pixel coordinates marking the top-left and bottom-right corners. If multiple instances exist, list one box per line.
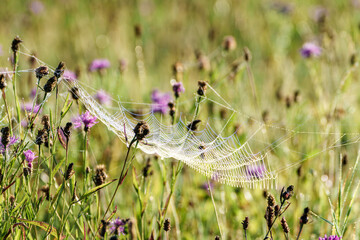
left=267, top=193, right=276, bottom=207
left=41, top=115, right=50, bottom=132
left=43, top=76, right=57, bottom=93
left=11, top=36, right=22, bottom=53
left=70, top=87, right=80, bottom=100
left=0, top=74, right=6, bottom=90
left=281, top=217, right=290, bottom=233
left=65, top=163, right=75, bottom=180
left=93, top=165, right=107, bottom=186
left=1, top=127, right=10, bottom=148
left=187, top=120, right=201, bottom=131
left=35, top=129, right=46, bottom=146
left=300, top=207, right=310, bottom=225
left=133, top=121, right=150, bottom=141
left=163, top=218, right=171, bottom=232
left=99, top=220, right=109, bottom=237
left=197, top=80, right=207, bottom=96
left=242, top=216, right=249, bottom=230
left=54, top=62, right=65, bottom=78
left=35, top=66, right=49, bottom=79
left=222, top=36, right=237, bottom=51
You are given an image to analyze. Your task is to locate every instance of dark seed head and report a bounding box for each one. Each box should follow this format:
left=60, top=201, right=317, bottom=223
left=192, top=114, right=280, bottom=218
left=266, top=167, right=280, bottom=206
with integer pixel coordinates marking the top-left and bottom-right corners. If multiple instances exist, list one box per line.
left=93, top=165, right=108, bottom=186
left=168, top=101, right=175, bottom=118
left=243, top=47, right=252, bottom=62
left=23, top=167, right=31, bottom=177
left=265, top=206, right=274, bottom=227
left=11, top=36, right=22, bottom=53
left=281, top=185, right=294, bottom=201
left=41, top=185, right=50, bottom=201
left=63, top=122, right=73, bottom=140
left=187, top=120, right=201, bottom=131
left=281, top=217, right=290, bottom=233
left=35, top=66, right=49, bottom=79
left=70, top=87, right=80, bottom=100
left=41, top=115, right=50, bottom=132
left=222, top=35, right=237, bottom=51
left=215, top=236, right=220, bottom=240
left=197, top=80, right=207, bottom=96
left=99, top=220, right=109, bottom=237
left=142, top=158, right=152, bottom=178
left=1, top=127, right=10, bottom=147
left=0, top=74, right=7, bottom=90
left=133, top=121, right=150, bottom=141
left=35, top=129, right=46, bottom=146
left=267, top=193, right=276, bottom=207
left=163, top=218, right=171, bottom=232
left=54, top=62, right=65, bottom=78
left=134, top=24, right=142, bottom=38
left=65, top=163, right=75, bottom=180
left=242, top=216, right=249, bottom=230
left=274, top=205, right=280, bottom=216
left=300, top=207, right=310, bottom=225
left=43, top=76, right=57, bottom=93
left=9, top=195, right=16, bottom=207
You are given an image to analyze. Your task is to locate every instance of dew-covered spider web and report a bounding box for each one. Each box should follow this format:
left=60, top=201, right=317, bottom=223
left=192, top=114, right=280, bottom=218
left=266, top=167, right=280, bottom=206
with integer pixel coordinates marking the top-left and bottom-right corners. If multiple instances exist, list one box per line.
left=2, top=45, right=360, bottom=189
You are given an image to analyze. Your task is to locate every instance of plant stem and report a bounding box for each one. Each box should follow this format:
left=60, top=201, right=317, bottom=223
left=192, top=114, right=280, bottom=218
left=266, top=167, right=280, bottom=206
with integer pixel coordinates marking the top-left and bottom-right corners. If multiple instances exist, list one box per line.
left=208, top=178, right=223, bottom=238
left=296, top=224, right=304, bottom=240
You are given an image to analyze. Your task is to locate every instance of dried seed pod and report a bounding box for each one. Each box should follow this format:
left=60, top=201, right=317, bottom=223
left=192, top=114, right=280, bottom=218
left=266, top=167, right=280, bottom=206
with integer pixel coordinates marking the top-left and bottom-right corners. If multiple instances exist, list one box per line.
left=0, top=74, right=6, bottom=89
left=11, top=36, right=22, bottom=53
left=133, top=121, right=150, bottom=141
left=242, top=216, right=249, bottom=230
left=41, top=185, right=50, bottom=201
left=222, top=35, right=237, bottom=51
left=70, top=87, right=80, bottom=100
left=300, top=207, right=310, bottom=225
left=35, top=66, right=49, bottom=79
left=99, top=220, right=109, bottom=237
left=163, top=218, right=171, bottom=232
left=1, top=127, right=10, bottom=147
left=187, top=120, right=201, bottom=131
left=243, top=47, right=252, bottom=62
left=54, top=62, right=65, bottom=78
left=281, top=217, right=290, bottom=233
left=93, top=165, right=108, bottom=186
left=43, top=76, right=57, bottom=93
left=197, top=80, right=207, bottom=96
left=267, top=193, right=276, bottom=207
left=41, top=115, right=50, bottom=132
left=65, top=163, right=75, bottom=180
left=35, top=129, right=46, bottom=146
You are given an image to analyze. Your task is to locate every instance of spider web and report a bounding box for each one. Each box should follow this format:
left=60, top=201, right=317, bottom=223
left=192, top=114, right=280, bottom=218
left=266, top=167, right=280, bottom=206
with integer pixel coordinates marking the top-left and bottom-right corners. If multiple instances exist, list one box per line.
left=2, top=46, right=360, bottom=189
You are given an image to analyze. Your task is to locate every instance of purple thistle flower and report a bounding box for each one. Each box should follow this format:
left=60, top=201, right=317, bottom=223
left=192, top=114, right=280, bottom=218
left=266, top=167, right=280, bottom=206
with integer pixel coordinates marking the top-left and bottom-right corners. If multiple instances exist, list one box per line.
left=0, top=136, right=19, bottom=154
left=151, top=89, right=172, bottom=114
left=89, top=59, right=111, bottom=72
left=94, top=90, right=111, bottom=105
left=22, top=102, right=42, bottom=114
left=171, top=81, right=185, bottom=98
left=29, top=1, right=44, bottom=15
left=245, top=164, right=266, bottom=180
left=30, top=88, right=37, bottom=99
left=63, top=70, right=77, bottom=82
left=109, top=218, right=126, bottom=236
left=23, top=150, right=37, bottom=169
left=73, top=111, right=98, bottom=132
left=319, top=235, right=341, bottom=240
left=300, top=42, right=322, bottom=58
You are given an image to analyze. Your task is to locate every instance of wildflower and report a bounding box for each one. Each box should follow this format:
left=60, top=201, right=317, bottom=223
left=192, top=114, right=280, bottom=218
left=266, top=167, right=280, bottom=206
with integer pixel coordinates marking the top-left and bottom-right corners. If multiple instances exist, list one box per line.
left=133, top=120, right=150, bottom=141
left=23, top=150, right=37, bottom=169
left=93, top=165, right=108, bottom=186
left=171, top=81, right=185, bottom=98
left=319, top=235, right=342, bottom=240
left=73, top=111, right=98, bottom=132
left=245, top=164, right=266, bottom=179
left=164, top=218, right=171, bottom=232
left=89, top=59, right=110, bottom=72
left=22, top=102, right=42, bottom=114
left=29, top=1, right=44, bottom=14
left=109, top=218, right=126, bottom=236
left=151, top=89, right=172, bottom=114
left=300, top=42, right=322, bottom=58
left=63, top=70, right=77, bottom=82
left=94, top=89, right=111, bottom=105
left=222, top=35, right=237, bottom=51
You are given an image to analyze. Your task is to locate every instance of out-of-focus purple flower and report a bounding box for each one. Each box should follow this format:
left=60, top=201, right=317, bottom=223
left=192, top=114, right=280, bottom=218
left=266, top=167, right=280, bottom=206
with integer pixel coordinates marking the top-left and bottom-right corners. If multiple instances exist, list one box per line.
left=73, top=111, right=98, bottom=132
left=151, top=90, right=172, bottom=114
left=29, top=1, right=44, bottom=15
left=319, top=235, right=341, bottom=240
left=94, top=90, right=111, bottom=105
left=30, top=88, right=37, bottom=99
left=0, top=136, right=19, bottom=153
left=109, top=218, right=126, bottom=236
left=201, top=180, right=214, bottom=195
left=300, top=42, right=322, bottom=58
left=89, top=59, right=111, bottom=72
left=63, top=70, right=77, bottom=82
left=24, top=149, right=37, bottom=169
left=245, top=164, right=266, bottom=180
left=171, top=81, right=185, bottom=98
left=22, top=102, right=42, bottom=114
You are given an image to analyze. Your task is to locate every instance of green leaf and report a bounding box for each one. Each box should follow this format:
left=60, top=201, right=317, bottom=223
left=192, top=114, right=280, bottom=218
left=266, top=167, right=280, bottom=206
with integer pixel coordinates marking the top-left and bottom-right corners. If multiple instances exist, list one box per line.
left=51, top=157, right=66, bottom=179
left=74, top=179, right=116, bottom=203
left=61, top=93, right=73, bottom=118
left=16, top=218, right=62, bottom=239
